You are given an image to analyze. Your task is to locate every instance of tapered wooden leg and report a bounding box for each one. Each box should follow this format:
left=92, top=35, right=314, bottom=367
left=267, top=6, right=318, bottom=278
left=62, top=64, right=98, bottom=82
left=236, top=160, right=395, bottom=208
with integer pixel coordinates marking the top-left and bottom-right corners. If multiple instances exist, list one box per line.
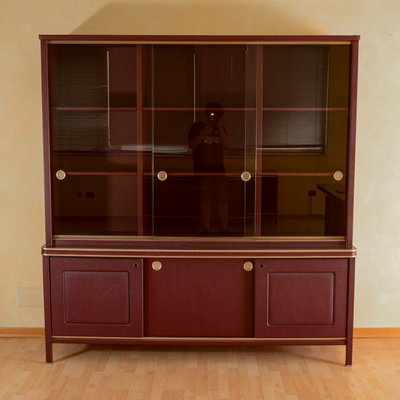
left=345, top=341, right=353, bottom=366
left=45, top=336, right=53, bottom=363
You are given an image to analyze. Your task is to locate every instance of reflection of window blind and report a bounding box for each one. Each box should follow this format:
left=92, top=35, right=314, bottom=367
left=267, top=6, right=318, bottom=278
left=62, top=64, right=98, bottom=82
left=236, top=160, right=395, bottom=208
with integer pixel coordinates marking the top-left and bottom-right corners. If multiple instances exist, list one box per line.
left=53, top=111, right=108, bottom=151
left=263, top=46, right=329, bottom=151
left=51, top=45, right=108, bottom=151
left=53, top=45, right=107, bottom=107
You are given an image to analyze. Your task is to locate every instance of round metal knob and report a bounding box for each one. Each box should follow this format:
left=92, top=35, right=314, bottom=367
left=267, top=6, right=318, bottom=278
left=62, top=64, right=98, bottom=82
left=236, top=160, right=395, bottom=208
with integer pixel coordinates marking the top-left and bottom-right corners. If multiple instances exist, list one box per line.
left=55, top=170, right=66, bottom=180
left=157, top=171, right=168, bottom=181
left=241, top=171, right=252, bottom=182
left=243, top=261, right=253, bottom=272
left=333, top=171, right=344, bottom=181
left=152, top=261, right=162, bottom=271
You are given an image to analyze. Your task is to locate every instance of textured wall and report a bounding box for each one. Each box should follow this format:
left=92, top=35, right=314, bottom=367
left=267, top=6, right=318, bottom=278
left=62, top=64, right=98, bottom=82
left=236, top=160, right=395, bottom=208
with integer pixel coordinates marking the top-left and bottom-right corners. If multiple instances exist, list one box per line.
left=0, top=0, right=399, bottom=327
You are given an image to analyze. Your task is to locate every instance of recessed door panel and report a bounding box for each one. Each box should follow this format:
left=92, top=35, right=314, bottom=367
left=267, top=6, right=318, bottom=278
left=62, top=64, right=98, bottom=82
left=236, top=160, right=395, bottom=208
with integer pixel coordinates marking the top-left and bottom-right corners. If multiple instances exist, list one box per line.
left=254, top=259, right=348, bottom=338
left=50, top=257, right=143, bottom=337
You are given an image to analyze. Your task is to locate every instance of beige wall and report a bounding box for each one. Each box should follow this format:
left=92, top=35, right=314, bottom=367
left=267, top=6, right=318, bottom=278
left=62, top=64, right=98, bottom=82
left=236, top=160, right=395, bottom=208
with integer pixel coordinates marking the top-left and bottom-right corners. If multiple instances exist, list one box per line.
left=1, top=0, right=399, bottom=328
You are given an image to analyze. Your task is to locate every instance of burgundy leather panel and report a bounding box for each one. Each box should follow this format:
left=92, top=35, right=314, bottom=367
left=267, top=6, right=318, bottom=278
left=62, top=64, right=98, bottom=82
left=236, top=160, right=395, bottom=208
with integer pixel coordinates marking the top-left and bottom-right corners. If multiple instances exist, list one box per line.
left=268, top=272, right=334, bottom=325
left=255, top=259, right=348, bottom=338
left=145, top=258, right=254, bottom=337
left=50, top=257, right=143, bottom=337
left=64, top=271, right=130, bottom=324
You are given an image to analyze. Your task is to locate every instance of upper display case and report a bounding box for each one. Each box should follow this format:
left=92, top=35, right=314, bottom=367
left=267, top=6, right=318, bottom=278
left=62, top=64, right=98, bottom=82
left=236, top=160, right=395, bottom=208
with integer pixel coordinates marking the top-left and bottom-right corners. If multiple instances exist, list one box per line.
left=41, top=36, right=358, bottom=246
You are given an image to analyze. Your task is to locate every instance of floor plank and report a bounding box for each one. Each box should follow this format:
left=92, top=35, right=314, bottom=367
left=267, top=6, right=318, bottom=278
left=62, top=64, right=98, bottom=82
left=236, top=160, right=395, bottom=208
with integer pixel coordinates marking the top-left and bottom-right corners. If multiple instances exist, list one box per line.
left=0, top=338, right=399, bottom=399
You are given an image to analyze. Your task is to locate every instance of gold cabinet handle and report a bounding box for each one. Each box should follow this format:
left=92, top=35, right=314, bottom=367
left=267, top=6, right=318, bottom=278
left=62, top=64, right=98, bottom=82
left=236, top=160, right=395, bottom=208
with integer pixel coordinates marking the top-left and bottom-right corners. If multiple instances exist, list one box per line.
left=241, top=171, right=252, bottom=182
left=157, top=171, right=168, bottom=181
left=333, top=171, right=344, bottom=181
left=55, top=170, right=66, bottom=180
left=243, top=261, right=253, bottom=272
left=152, top=261, right=162, bottom=271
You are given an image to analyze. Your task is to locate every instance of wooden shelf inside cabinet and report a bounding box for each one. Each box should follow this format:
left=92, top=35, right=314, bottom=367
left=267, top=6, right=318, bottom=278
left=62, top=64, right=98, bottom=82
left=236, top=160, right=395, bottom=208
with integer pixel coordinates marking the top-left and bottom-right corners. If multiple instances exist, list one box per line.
left=61, top=171, right=138, bottom=176
left=53, top=107, right=138, bottom=111
left=263, top=107, right=348, bottom=112
left=142, top=107, right=257, bottom=112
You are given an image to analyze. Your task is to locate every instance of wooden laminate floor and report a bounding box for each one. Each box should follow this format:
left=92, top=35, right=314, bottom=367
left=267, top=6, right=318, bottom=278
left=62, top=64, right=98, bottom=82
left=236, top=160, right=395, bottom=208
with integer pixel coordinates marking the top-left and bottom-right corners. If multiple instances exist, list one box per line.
left=0, top=338, right=399, bottom=399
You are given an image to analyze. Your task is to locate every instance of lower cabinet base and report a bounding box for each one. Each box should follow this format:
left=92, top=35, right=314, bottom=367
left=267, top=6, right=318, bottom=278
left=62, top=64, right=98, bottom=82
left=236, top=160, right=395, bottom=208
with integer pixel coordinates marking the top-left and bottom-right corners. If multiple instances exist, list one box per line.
left=42, top=253, right=355, bottom=366
left=45, top=336, right=353, bottom=365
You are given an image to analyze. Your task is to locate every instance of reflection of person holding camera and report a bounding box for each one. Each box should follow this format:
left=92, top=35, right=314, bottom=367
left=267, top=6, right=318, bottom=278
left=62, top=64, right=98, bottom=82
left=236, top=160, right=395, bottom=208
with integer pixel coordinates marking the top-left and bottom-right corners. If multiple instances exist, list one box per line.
left=188, top=102, right=231, bottom=235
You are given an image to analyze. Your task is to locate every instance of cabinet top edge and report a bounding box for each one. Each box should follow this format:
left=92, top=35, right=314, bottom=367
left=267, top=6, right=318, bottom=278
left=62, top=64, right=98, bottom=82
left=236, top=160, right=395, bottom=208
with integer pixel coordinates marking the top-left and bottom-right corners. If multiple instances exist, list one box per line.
left=41, top=247, right=357, bottom=259
left=38, top=34, right=360, bottom=43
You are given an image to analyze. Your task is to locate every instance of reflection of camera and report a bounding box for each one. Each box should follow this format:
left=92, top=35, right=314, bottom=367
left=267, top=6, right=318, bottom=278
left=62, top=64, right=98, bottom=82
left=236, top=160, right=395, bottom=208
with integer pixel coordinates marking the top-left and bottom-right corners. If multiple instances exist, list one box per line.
left=208, top=112, right=219, bottom=129
left=205, top=103, right=224, bottom=128
left=209, top=112, right=216, bottom=122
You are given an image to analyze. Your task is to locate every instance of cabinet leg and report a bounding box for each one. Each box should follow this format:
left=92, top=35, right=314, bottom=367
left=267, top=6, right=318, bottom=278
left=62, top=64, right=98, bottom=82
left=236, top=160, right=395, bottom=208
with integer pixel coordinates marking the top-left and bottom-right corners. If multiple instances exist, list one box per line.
left=345, top=341, right=353, bottom=366
left=45, top=337, right=53, bottom=363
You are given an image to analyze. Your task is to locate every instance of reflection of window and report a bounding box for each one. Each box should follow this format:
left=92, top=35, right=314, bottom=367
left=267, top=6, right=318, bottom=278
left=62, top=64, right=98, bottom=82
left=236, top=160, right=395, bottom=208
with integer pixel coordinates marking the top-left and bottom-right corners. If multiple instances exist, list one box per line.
left=263, top=46, right=329, bottom=153
left=263, top=110, right=326, bottom=152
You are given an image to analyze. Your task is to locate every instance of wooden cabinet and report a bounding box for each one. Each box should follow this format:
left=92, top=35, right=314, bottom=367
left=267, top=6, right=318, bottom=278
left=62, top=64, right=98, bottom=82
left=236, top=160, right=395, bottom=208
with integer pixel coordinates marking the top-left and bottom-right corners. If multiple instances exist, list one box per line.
left=40, top=35, right=358, bottom=364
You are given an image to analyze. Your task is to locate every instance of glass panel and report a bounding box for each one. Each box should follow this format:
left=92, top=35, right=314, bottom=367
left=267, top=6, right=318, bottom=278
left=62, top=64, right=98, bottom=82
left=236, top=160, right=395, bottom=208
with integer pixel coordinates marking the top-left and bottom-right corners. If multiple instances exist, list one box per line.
left=144, top=44, right=257, bottom=237
left=260, top=175, right=346, bottom=237
left=52, top=174, right=138, bottom=235
left=49, top=44, right=138, bottom=236
left=260, top=44, right=350, bottom=237
left=262, top=44, right=350, bottom=153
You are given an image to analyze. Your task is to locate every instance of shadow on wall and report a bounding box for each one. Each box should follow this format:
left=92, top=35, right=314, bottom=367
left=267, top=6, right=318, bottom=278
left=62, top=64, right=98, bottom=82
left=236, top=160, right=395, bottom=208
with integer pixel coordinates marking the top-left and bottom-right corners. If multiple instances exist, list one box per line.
left=71, top=0, right=322, bottom=35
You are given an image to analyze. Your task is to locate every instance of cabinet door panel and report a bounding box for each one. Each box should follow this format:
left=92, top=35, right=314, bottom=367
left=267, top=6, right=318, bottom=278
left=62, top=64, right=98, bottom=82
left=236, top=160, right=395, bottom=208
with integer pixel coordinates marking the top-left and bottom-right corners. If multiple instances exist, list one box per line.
left=50, top=257, right=143, bottom=337
left=255, top=259, right=348, bottom=338
left=145, top=259, right=254, bottom=337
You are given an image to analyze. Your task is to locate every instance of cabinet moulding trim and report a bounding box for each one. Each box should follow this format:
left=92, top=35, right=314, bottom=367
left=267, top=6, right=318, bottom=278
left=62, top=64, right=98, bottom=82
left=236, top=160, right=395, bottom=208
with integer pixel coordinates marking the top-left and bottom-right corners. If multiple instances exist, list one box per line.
left=53, top=235, right=346, bottom=242
left=52, top=335, right=346, bottom=342
left=42, top=253, right=356, bottom=260
left=40, top=34, right=359, bottom=45
left=2, top=329, right=400, bottom=339
left=47, top=40, right=353, bottom=46
left=41, top=248, right=356, bottom=259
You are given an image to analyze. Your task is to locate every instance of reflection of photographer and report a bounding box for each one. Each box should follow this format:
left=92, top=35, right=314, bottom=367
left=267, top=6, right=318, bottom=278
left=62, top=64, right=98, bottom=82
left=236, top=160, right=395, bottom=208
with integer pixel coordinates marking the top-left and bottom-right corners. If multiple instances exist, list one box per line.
left=188, top=102, right=231, bottom=169
left=188, top=102, right=231, bottom=234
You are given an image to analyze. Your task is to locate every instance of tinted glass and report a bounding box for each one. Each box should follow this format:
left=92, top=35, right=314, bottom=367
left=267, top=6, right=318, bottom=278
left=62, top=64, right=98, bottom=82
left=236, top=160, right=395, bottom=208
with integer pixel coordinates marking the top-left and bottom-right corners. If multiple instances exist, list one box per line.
left=49, top=44, right=138, bottom=235
left=143, top=45, right=257, bottom=237
left=260, top=44, right=350, bottom=236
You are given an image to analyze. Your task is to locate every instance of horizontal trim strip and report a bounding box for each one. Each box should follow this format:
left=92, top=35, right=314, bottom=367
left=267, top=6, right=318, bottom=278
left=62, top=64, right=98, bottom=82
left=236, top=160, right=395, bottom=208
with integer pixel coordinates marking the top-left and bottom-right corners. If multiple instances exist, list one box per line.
left=53, top=235, right=346, bottom=242
left=2, top=328, right=399, bottom=339
left=43, top=253, right=356, bottom=260
left=52, top=335, right=345, bottom=342
left=39, top=34, right=359, bottom=44
left=48, top=41, right=353, bottom=46
left=42, top=246, right=357, bottom=259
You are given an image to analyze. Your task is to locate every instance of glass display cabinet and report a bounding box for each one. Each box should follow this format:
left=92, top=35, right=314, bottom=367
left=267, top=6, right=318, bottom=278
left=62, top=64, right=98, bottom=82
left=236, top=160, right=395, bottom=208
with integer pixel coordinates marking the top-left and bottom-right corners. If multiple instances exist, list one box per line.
left=40, top=35, right=358, bottom=364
